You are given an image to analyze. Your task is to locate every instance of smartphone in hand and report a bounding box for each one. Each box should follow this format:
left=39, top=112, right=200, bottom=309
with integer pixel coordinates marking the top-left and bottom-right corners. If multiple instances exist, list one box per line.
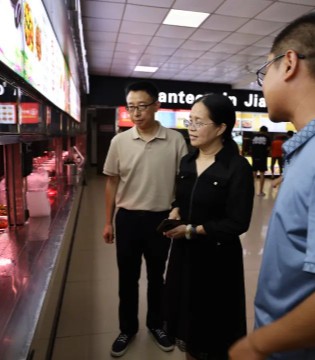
left=156, top=219, right=183, bottom=233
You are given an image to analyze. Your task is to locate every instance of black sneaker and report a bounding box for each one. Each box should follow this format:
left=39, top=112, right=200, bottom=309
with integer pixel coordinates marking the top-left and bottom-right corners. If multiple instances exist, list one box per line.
left=111, top=333, right=135, bottom=357
left=149, top=328, right=174, bottom=352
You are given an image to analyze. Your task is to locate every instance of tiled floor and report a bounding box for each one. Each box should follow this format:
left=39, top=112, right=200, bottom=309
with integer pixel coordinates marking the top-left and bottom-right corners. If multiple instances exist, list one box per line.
left=52, top=171, right=278, bottom=360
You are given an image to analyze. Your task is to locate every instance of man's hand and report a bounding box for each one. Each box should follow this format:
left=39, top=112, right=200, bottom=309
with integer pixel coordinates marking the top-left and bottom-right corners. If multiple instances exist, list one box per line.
left=103, top=223, right=114, bottom=244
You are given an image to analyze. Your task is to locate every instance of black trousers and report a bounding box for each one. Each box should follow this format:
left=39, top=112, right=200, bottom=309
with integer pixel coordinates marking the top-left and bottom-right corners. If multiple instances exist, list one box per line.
left=115, top=208, right=171, bottom=335
left=271, top=156, right=283, bottom=175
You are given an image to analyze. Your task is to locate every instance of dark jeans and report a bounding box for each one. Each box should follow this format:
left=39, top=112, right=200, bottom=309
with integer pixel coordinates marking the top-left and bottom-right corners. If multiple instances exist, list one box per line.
left=115, top=208, right=171, bottom=335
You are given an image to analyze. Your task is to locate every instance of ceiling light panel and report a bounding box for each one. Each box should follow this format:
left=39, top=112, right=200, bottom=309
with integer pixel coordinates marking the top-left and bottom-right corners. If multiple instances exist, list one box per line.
left=163, top=9, right=209, bottom=28
left=134, top=66, right=158, bottom=72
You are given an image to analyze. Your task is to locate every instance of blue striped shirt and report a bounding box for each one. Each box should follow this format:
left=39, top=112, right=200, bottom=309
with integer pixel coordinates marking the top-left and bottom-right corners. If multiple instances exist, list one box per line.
left=255, top=119, right=315, bottom=360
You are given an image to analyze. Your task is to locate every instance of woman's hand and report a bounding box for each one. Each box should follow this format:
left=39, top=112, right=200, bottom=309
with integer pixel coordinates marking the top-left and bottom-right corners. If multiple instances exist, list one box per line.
left=164, top=224, right=187, bottom=239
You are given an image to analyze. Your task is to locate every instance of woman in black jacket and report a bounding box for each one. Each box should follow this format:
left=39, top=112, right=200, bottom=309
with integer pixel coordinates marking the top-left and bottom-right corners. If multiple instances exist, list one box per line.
left=163, top=93, right=254, bottom=360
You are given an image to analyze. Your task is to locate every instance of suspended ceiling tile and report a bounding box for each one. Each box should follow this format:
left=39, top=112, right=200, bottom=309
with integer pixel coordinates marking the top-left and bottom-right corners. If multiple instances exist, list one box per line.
left=192, top=58, right=221, bottom=66
left=172, top=0, right=225, bottom=13
left=237, top=19, right=286, bottom=35
left=120, top=21, right=160, bottom=35
left=117, top=33, right=152, bottom=45
left=189, top=28, right=230, bottom=42
left=112, top=51, right=141, bottom=61
left=110, top=68, right=133, bottom=76
left=256, top=2, right=314, bottom=22
left=156, top=25, right=196, bottom=39
left=222, top=32, right=263, bottom=45
left=200, top=51, right=230, bottom=60
left=181, top=39, right=215, bottom=51
left=167, top=55, right=196, bottom=65
left=202, top=14, right=249, bottom=31
left=82, top=1, right=125, bottom=19
left=87, top=39, right=117, bottom=50
left=211, top=43, right=247, bottom=54
left=127, top=0, right=174, bottom=6
left=84, top=31, right=118, bottom=42
left=124, top=4, right=169, bottom=23
left=115, top=43, right=147, bottom=53
left=254, top=35, right=276, bottom=48
left=158, top=62, right=187, bottom=70
left=150, top=36, right=185, bottom=48
left=281, top=0, right=315, bottom=4
left=172, top=48, right=204, bottom=58
left=83, top=18, right=121, bottom=32
left=96, top=0, right=125, bottom=3
left=145, top=46, right=175, bottom=56
left=138, top=55, right=170, bottom=66
left=89, top=57, right=113, bottom=66
left=216, top=0, right=273, bottom=18
left=88, top=43, right=116, bottom=53
left=228, top=54, right=260, bottom=64
left=239, top=46, right=269, bottom=56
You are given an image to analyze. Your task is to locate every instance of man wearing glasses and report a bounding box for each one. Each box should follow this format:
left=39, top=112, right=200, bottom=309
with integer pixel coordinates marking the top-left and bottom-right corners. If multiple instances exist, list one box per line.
left=229, top=12, right=315, bottom=360
left=103, top=81, right=187, bottom=357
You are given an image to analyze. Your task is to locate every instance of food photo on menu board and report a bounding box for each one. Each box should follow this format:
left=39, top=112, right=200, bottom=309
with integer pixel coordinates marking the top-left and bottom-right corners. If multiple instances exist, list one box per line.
left=0, top=103, right=16, bottom=124
left=0, top=0, right=24, bottom=75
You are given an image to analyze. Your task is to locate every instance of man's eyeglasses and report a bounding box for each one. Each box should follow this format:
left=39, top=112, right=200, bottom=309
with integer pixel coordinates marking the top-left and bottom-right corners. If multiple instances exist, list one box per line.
left=183, top=119, right=215, bottom=130
left=126, top=100, right=156, bottom=113
left=256, top=53, right=306, bottom=87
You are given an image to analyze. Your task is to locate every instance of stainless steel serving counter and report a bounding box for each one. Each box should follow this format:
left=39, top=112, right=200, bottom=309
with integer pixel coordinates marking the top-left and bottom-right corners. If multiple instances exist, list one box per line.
left=0, top=176, right=85, bottom=360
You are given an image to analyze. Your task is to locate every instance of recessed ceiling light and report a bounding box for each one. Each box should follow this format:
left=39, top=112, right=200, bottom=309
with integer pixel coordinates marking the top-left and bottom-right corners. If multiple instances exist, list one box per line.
left=163, top=9, right=209, bottom=28
left=134, top=66, right=158, bottom=73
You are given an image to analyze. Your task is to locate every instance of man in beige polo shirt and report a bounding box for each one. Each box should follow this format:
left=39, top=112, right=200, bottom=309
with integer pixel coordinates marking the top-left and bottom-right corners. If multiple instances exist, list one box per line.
left=103, top=81, right=187, bottom=357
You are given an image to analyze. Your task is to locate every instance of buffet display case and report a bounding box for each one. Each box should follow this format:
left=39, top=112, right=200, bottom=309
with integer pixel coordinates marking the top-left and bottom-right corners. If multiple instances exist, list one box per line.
left=0, top=71, right=86, bottom=359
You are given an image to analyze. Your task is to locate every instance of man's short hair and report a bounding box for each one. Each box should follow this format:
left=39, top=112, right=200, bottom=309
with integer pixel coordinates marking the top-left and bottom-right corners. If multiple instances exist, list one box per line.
left=124, top=81, right=159, bottom=100
left=271, top=13, right=315, bottom=78
left=260, top=126, right=268, bottom=132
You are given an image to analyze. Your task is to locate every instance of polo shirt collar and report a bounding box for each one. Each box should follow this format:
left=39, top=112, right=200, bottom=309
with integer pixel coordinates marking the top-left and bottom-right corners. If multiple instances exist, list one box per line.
left=283, top=119, right=315, bottom=159
left=131, top=122, right=166, bottom=140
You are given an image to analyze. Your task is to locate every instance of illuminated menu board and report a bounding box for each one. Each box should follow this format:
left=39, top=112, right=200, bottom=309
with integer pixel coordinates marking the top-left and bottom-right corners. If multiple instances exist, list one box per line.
left=235, top=112, right=296, bottom=133
left=0, top=0, right=80, bottom=122
left=117, top=106, right=296, bottom=133
left=117, top=107, right=189, bottom=129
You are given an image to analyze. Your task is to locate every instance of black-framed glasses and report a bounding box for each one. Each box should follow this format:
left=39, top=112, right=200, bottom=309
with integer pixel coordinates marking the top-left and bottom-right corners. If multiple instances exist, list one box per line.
left=256, top=53, right=306, bottom=87
left=126, top=100, right=156, bottom=113
left=183, top=119, right=216, bottom=130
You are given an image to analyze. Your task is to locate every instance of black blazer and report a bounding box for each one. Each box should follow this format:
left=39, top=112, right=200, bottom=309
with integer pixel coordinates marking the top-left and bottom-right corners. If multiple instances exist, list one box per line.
left=174, top=144, right=254, bottom=243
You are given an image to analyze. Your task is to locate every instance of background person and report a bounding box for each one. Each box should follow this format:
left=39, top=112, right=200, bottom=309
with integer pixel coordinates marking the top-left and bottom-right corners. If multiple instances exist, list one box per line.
left=271, top=131, right=295, bottom=188
left=229, top=12, right=315, bottom=360
left=270, top=135, right=284, bottom=178
left=250, top=125, right=271, bottom=196
left=103, top=81, right=187, bottom=357
left=163, top=94, right=254, bottom=360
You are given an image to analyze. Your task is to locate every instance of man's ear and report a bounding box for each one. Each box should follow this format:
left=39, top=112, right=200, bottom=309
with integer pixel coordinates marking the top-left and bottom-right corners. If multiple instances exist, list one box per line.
left=155, top=101, right=161, bottom=111
left=283, top=50, right=299, bottom=80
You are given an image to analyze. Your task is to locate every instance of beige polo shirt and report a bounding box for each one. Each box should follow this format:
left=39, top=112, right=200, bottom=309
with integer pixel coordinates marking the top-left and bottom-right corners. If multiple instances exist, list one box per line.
left=103, top=124, right=188, bottom=211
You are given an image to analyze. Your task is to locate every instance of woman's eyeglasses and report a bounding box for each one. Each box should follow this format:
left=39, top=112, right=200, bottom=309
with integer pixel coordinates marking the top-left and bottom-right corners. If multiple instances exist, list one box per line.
left=183, top=119, right=215, bottom=130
